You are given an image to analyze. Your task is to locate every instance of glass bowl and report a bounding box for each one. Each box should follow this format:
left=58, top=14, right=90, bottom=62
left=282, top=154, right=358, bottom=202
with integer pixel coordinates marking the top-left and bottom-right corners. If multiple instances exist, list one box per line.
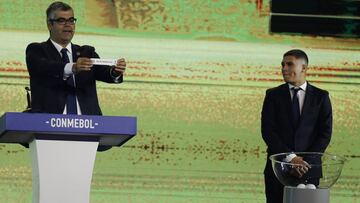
left=269, top=152, right=346, bottom=189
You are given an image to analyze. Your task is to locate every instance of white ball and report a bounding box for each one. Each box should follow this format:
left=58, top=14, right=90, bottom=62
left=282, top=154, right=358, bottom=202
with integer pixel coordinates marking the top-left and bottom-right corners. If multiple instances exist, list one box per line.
left=306, top=184, right=316, bottom=189
left=297, top=184, right=306, bottom=189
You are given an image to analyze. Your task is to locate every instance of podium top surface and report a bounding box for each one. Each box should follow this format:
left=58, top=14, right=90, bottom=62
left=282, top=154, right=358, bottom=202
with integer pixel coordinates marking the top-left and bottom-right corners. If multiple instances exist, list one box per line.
left=0, top=112, right=137, bottom=146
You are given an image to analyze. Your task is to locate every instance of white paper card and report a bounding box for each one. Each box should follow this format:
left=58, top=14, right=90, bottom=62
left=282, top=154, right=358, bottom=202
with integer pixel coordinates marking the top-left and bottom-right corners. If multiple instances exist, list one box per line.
left=90, top=58, right=117, bottom=66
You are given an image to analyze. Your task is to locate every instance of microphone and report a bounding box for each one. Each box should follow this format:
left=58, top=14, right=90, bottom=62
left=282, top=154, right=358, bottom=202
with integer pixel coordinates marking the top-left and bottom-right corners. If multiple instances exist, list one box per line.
left=23, top=86, right=32, bottom=113
left=77, top=45, right=95, bottom=57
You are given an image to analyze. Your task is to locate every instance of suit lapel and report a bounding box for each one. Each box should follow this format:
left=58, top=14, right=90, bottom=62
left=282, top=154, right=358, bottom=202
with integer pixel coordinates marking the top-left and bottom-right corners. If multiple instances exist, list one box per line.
left=45, top=39, right=62, bottom=61
left=71, top=44, right=80, bottom=85
left=279, top=84, right=294, bottom=127
left=71, top=44, right=80, bottom=62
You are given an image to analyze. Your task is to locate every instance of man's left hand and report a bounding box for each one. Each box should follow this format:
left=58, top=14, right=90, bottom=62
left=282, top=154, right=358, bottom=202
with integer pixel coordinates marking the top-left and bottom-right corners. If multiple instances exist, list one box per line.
left=289, top=156, right=311, bottom=178
left=112, top=58, right=126, bottom=76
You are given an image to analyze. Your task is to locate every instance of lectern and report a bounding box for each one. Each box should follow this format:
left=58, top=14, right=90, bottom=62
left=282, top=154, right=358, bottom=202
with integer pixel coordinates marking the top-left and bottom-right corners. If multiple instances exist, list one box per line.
left=0, top=112, right=137, bottom=203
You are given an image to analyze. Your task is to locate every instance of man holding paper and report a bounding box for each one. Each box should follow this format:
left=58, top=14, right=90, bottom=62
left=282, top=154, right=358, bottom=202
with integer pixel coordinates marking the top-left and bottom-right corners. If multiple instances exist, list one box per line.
left=26, top=1, right=125, bottom=115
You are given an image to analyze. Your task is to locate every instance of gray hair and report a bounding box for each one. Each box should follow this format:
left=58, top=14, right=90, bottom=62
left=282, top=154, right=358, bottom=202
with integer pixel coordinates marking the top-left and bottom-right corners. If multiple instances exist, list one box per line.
left=46, top=1, right=72, bottom=21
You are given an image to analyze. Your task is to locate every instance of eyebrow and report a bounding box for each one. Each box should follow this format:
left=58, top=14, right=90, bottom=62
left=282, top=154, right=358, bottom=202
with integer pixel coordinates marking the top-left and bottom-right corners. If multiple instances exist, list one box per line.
left=281, top=61, right=294, bottom=66
left=53, top=17, right=75, bottom=20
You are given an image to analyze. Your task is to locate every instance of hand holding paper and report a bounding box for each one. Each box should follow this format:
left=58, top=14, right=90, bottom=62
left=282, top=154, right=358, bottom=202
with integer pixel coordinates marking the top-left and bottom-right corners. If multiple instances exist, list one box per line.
left=74, top=57, right=126, bottom=76
left=90, top=58, right=117, bottom=66
left=72, top=57, right=93, bottom=73
left=111, top=58, right=126, bottom=76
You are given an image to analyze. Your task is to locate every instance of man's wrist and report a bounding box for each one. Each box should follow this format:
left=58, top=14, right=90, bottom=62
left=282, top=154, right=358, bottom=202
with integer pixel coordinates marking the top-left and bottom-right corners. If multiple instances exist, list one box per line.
left=284, top=153, right=297, bottom=162
left=110, top=67, right=121, bottom=77
left=72, top=63, right=77, bottom=74
left=63, top=62, right=74, bottom=79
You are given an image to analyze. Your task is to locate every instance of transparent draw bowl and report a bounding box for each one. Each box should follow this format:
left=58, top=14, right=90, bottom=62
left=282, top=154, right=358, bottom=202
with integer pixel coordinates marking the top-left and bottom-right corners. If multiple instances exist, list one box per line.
left=269, top=152, right=346, bottom=189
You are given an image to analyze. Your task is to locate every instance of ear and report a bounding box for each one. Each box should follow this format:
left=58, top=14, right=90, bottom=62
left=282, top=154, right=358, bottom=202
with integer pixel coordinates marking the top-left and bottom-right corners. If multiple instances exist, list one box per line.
left=47, top=21, right=52, bottom=32
left=302, top=63, right=308, bottom=73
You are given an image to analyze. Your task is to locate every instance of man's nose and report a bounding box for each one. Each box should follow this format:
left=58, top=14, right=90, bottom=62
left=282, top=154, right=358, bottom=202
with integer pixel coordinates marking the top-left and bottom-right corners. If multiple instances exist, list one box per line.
left=282, top=65, right=288, bottom=71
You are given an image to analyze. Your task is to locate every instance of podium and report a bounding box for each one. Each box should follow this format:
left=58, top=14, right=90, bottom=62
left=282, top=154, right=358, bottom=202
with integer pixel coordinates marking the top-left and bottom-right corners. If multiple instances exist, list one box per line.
left=0, top=112, right=137, bottom=203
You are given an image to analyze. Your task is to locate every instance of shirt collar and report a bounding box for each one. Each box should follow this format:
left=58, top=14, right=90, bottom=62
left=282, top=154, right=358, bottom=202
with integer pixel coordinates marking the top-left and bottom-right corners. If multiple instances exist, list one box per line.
left=50, top=39, right=72, bottom=55
left=288, top=81, right=307, bottom=91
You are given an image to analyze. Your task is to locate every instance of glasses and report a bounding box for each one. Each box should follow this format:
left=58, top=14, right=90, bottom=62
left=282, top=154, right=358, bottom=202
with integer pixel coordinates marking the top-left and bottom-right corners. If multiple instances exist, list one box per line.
left=49, top=17, right=77, bottom=25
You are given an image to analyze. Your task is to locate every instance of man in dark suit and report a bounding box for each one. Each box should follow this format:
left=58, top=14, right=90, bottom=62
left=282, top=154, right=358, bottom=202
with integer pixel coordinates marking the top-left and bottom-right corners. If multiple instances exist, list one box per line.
left=26, top=1, right=126, bottom=115
left=261, top=49, right=332, bottom=203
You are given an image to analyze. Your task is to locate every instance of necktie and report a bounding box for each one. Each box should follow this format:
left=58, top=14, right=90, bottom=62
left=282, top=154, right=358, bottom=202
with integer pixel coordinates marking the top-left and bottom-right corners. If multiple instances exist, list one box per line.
left=292, top=87, right=300, bottom=126
left=61, top=48, right=77, bottom=115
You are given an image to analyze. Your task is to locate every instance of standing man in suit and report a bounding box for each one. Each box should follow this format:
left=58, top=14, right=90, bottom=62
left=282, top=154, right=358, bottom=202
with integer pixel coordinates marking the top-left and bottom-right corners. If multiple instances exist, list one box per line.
left=26, top=1, right=126, bottom=115
left=261, top=49, right=332, bottom=203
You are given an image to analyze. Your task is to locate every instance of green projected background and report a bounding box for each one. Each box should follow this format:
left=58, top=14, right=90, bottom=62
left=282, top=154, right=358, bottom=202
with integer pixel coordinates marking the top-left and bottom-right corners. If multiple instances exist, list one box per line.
left=0, top=0, right=359, bottom=202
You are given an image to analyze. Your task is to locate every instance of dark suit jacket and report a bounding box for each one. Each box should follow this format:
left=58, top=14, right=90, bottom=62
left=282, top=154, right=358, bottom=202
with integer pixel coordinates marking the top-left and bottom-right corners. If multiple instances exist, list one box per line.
left=261, top=82, right=332, bottom=175
left=26, top=39, right=123, bottom=115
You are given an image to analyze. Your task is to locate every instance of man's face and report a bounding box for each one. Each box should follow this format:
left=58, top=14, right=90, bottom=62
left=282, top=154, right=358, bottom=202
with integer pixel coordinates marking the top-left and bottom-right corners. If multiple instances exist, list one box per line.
left=47, top=9, right=75, bottom=46
left=281, top=55, right=307, bottom=86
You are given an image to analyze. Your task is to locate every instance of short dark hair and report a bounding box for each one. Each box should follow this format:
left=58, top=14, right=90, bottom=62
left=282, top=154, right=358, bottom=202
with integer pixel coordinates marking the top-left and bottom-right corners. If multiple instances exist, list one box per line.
left=283, top=49, right=309, bottom=65
left=46, top=1, right=72, bottom=21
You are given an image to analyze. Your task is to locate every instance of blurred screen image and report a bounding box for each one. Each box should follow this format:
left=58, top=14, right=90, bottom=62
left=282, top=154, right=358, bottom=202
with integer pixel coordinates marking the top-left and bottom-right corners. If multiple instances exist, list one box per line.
left=0, top=1, right=359, bottom=202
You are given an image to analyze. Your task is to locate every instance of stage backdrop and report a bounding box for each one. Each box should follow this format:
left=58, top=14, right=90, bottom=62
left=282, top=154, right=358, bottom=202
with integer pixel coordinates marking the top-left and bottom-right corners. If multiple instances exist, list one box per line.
left=0, top=0, right=359, bottom=202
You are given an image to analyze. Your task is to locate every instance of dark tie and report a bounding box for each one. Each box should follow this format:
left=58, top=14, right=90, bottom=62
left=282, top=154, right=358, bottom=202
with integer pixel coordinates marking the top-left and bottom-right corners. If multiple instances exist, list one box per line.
left=61, top=48, right=77, bottom=115
left=292, top=87, right=301, bottom=126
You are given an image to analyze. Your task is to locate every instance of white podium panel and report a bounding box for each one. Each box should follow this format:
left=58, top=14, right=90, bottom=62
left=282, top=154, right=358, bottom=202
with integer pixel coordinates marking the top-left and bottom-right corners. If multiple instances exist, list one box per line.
left=30, top=139, right=98, bottom=203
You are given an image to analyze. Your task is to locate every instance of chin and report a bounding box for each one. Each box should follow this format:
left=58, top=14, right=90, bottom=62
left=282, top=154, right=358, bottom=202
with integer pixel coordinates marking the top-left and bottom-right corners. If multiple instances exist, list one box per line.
left=61, top=38, right=73, bottom=43
left=284, top=79, right=294, bottom=84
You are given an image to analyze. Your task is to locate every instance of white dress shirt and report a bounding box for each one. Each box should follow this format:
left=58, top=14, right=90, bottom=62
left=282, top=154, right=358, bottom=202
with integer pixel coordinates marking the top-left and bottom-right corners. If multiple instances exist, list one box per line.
left=285, top=81, right=307, bottom=162
left=288, top=81, right=307, bottom=115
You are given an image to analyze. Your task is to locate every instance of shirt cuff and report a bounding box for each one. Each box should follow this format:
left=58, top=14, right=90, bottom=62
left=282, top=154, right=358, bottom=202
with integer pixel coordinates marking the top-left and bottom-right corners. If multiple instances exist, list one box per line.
left=63, top=63, right=74, bottom=79
left=110, top=68, right=122, bottom=83
left=284, top=153, right=297, bottom=162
